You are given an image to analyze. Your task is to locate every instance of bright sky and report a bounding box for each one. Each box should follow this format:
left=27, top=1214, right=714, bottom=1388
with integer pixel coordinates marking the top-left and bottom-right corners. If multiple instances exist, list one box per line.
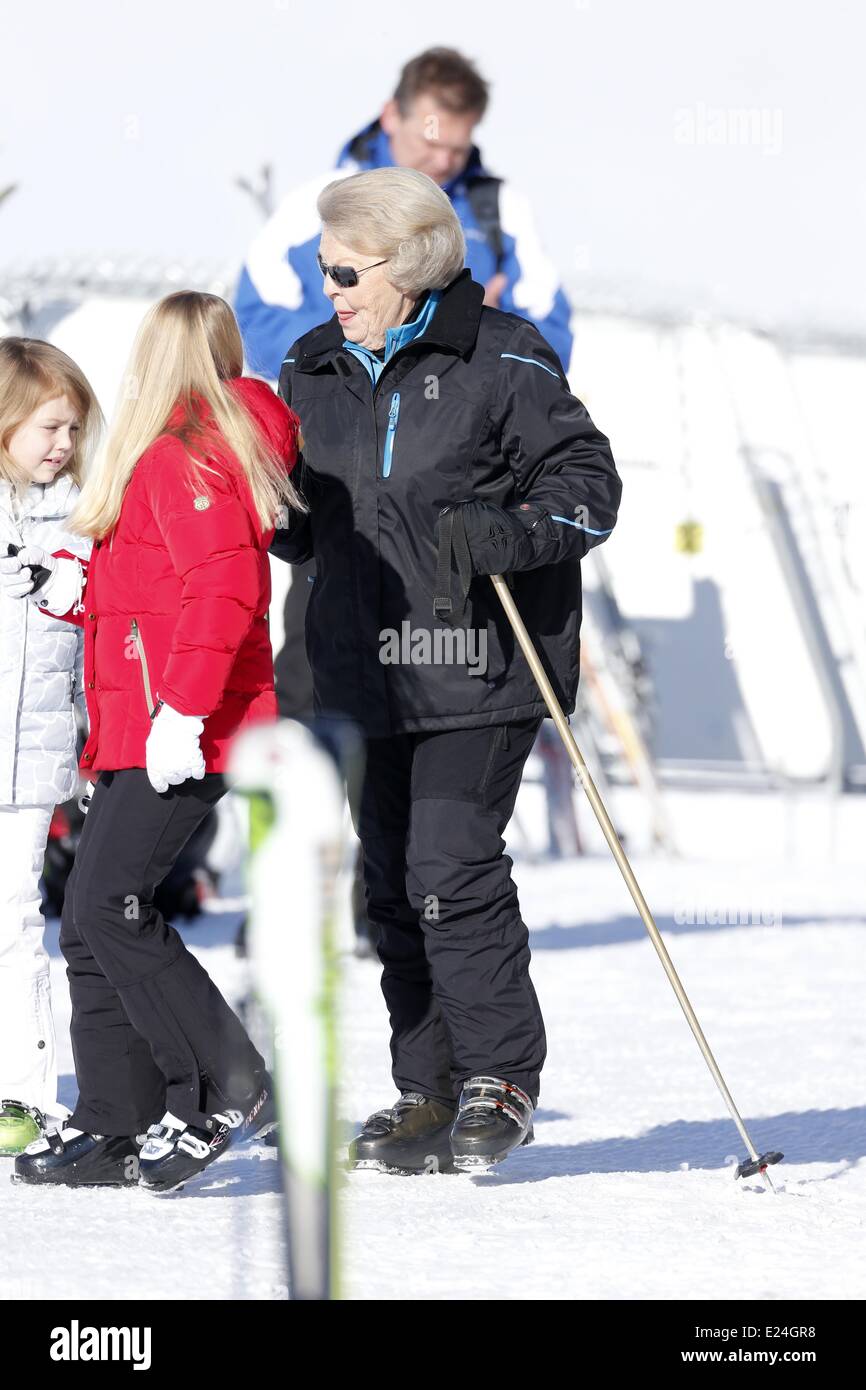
left=1, top=0, right=860, bottom=334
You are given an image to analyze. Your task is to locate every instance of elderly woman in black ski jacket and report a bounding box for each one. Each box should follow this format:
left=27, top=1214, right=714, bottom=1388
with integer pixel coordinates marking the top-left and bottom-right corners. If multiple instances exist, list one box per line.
left=271, top=165, right=622, bottom=1173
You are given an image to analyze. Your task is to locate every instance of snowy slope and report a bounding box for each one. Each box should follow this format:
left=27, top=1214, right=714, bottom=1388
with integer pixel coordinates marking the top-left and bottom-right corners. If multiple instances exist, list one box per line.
left=573, top=315, right=837, bottom=777
left=1, top=788, right=864, bottom=1302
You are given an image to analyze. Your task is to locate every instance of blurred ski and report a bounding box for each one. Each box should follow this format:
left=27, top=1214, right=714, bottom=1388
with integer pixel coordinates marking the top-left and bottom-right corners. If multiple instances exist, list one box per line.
left=228, top=719, right=349, bottom=1301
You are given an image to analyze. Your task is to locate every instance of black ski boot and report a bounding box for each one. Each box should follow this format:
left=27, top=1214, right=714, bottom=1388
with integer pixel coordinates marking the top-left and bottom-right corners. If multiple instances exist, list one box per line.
left=237, top=1076, right=278, bottom=1143
left=450, top=1077, right=535, bottom=1171
left=203, top=1072, right=277, bottom=1144
left=11, top=1125, right=141, bottom=1188
left=348, top=1093, right=457, bottom=1174
left=138, top=1109, right=243, bottom=1194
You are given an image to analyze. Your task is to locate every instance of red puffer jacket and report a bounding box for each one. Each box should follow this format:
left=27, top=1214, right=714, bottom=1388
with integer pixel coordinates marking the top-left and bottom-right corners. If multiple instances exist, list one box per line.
left=46, top=376, right=299, bottom=774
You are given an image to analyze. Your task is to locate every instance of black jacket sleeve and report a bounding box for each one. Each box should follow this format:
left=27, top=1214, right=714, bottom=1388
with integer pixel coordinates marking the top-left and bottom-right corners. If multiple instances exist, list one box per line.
left=269, top=345, right=315, bottom=566
left=489, top=318, right=622, bottom=569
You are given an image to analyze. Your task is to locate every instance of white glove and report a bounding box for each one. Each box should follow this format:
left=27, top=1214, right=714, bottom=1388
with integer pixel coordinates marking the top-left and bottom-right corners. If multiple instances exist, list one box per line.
left=0, top=545, right=83, bottom=613
left=145, top=701, right=206, bottom=793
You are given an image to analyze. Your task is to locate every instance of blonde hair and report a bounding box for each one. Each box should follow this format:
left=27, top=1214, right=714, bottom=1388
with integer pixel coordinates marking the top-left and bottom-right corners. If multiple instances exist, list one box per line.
left=0, top=337, right=102, bottom=489
left=317, top=167, right=466, bottom=297
left=70, top=291, right=304, bottom=539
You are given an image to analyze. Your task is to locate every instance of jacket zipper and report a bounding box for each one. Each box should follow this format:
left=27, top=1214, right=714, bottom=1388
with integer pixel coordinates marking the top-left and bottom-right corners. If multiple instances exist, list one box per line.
left=129, top=618, right=159, bottom=719
left=382, top=392, right=400, bottom=478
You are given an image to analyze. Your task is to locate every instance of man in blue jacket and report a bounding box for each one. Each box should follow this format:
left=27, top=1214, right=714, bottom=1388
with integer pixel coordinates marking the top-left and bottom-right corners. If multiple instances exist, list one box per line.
left=234, top=47, right=574, bottom=379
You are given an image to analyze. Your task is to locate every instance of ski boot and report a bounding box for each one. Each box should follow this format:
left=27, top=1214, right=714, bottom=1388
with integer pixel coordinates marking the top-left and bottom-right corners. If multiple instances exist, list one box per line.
left=348, top=1092, right=457, bottom=1174
left=238, top=1076, right=278, bottom=1143
left=138, top=1109, right=244, bottom=1194
left=202, top=1071, right=277, bottom=1145
left=0, top=1100, right=43, bottom=1156
left=450, top=1077, right=535, bottom=1172
left=12, top=1123, right=141, bottom=1187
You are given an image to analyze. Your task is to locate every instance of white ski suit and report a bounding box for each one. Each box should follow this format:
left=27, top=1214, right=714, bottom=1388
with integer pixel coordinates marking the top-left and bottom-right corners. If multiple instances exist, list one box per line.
left=0, top=473, right=90, bottom=1113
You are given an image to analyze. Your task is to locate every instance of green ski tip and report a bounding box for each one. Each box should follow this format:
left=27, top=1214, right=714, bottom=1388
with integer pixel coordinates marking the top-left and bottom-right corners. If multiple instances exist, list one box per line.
left=0, top=1106, right=41, bottom=1156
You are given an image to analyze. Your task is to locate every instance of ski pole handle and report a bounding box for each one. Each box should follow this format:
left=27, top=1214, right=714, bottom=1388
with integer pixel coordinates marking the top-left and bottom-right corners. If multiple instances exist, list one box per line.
left=6, top=542, right=52, bottom=594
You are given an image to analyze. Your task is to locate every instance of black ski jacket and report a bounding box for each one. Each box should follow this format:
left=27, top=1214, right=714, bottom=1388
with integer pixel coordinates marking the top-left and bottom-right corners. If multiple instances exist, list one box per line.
left=270, top=270, right=621, bottom=736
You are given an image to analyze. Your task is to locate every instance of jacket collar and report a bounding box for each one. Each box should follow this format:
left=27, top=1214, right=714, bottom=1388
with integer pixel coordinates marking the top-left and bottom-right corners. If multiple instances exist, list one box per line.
left=342, top=289, right=443, bottom=384
left=0, top=471, right=78, bottom=522
left=337, top=118, right=491, bottom=191
left=296, top=270, right=484, bottom=373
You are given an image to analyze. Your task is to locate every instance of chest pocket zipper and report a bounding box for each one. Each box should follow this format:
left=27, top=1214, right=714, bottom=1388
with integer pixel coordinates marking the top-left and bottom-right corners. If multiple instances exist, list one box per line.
left=129, top=619, right=159, bottom=719
left=382, top=391, right=400, bottom=479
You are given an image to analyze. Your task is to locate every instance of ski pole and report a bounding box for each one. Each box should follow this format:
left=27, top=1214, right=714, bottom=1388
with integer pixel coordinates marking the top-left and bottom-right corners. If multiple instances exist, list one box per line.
left=490, top=572, right=782, bottom=1188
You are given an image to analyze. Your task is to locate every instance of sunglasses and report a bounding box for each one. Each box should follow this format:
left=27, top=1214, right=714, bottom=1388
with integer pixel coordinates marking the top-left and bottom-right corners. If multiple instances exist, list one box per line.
left=316, top=252, right=388, bottom=289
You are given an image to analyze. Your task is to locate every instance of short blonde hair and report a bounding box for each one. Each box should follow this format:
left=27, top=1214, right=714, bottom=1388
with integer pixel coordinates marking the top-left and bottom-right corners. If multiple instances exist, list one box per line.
left=317, top=167, right=466, bottom=297
left=0, top=337, right=102, bottom=489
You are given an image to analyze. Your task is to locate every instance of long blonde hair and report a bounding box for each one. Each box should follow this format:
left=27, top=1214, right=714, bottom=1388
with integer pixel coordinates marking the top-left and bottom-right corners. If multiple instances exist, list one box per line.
left=0, top=337, right=103, bottom=489
left=70, top=291, right=303, bottom=539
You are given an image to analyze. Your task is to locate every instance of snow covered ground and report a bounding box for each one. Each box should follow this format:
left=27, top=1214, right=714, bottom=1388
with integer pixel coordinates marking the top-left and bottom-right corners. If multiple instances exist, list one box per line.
left=2, top=785, right=864, bottom=1302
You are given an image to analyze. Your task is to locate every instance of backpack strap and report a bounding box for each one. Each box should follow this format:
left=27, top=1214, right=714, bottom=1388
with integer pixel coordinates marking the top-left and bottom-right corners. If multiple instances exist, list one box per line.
left=345, top=119, right=382, bottom=166
left=467, top=176, right=505, bottom=271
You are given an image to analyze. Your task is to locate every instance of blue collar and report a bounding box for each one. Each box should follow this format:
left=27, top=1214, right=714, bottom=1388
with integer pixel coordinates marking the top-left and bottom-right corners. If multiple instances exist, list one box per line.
left=343, top=290, right=442, bottom=385
left=337, top=120, right=490, bottom=187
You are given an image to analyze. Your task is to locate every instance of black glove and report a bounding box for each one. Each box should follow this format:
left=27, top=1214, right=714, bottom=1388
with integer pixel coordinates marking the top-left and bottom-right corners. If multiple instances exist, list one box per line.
left=436, top=500, right=548, bottom=578
left=433, top=500, right=549, bottom=625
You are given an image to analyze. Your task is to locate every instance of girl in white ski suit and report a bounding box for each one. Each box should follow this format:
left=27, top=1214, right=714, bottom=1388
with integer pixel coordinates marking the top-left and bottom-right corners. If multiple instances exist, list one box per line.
left=0, top=337, right=100, bottom=1130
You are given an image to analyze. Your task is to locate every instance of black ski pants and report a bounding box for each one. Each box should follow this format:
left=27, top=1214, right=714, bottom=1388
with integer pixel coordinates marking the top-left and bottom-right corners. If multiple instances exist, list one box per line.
left=59, top=769, right=266, bottom=1137
left=354, top=717, right=546, bottom=1107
